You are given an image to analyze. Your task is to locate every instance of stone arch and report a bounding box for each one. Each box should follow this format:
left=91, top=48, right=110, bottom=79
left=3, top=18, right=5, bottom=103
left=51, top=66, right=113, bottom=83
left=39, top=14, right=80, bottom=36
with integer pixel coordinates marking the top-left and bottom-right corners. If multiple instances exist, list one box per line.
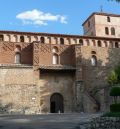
left=50, top=93, right=64, bottom=113
left=91, top=55, right=97, bottom=66
left=60, top=38, right=64, bottom=45
left=52, top=46, right=58, bottom=53
left=0, top=35, right=4, bottom=41
left=79, top=39, right=83, bottom=45
left=97, top=40, right=102, bottom=47
left=40, top=37, right=45, bottom=43
left=20, top=36, right=24, bottom=42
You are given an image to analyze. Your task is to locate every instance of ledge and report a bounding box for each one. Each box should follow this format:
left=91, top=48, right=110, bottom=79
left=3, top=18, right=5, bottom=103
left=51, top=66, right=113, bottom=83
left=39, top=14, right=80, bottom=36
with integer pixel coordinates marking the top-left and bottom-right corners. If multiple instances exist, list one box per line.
left=39, top=65, right=76, bottom=71
left=0, top=64, right=33, bottom=68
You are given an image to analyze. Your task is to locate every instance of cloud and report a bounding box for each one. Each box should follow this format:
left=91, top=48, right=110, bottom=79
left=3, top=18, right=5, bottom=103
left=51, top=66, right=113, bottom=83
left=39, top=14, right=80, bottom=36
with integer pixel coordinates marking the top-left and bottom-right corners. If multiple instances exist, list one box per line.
left=16, top=9, right=67, bottom=26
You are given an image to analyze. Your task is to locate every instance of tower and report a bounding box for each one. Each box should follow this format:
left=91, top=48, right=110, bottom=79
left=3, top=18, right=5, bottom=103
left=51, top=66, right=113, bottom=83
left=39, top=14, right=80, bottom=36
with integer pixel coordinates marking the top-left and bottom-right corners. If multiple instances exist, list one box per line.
left=82, top=12, right=120, bottom=38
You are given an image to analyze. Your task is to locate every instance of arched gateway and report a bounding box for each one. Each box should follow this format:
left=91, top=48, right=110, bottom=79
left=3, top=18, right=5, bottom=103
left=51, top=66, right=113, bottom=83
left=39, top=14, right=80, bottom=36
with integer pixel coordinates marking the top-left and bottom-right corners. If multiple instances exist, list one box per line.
left=50, top=93, right=64, bottom=113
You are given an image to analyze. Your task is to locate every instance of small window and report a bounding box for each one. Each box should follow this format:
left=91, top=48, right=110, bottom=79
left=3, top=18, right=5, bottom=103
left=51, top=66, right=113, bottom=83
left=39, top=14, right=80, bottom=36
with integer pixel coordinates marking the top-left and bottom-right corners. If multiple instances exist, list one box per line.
left=15, top=53, right=21, bottom=64
left=111, top=27, right=115, bottom=35
left=115, top=42, right=119, bottom=48
left=60, top=38, right=64, bottom=45
left=98, top=40, right=101, bottom=47
left=79, top=39, right=83, bottom=45
left=53, top=54, right=59, bottom=65
left=40, top=37, right=45, bottom=43
left=91, top=55, right=97, bottom=66
left=107, top=16, right=110, bottom=22
left=0, top=35, right=4, bottom=41
left=105, top=27, right=109, bottom=35
left=20, top=36, right=24, bottom=42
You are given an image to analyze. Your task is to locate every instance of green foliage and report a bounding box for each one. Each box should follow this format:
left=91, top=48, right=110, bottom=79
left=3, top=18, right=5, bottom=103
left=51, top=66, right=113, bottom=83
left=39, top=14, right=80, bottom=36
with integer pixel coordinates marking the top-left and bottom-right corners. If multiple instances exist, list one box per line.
left=110, top=86, right=120, bottom=96
left=108, top=65, right=120, bottom=86
left=109, top=0, right=120, bottom=2
left=110, top=103, right=120, bottom=112
left=108, top=70, right=118, bottom=85
left=103, top=112, right=120, bottom=117
left=110, top=86, right=120, bottom=103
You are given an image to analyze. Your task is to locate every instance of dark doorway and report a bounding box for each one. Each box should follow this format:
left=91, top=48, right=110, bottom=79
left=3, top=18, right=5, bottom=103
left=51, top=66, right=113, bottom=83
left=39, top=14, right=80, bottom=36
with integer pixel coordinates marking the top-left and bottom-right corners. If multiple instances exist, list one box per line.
left=50, top=93, right=64, bottom=113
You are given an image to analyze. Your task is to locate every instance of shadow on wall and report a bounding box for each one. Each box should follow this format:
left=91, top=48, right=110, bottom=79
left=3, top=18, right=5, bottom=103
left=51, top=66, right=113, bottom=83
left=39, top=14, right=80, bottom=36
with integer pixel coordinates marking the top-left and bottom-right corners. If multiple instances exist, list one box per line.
left=76, top=46, right=120, bottom=112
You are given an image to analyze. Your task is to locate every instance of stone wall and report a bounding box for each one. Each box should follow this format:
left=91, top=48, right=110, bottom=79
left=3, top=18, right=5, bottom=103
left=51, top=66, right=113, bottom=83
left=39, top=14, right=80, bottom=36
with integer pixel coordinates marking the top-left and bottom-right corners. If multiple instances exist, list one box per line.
left=0, top=65, right=40, bottom=114
left=38, top=70, right=75, bottom=113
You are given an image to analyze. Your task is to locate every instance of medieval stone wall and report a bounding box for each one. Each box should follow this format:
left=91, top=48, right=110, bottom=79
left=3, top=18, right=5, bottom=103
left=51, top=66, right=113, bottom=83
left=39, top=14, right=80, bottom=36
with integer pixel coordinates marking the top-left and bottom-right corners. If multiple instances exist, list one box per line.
left=0, top=66, right=41, bottom=114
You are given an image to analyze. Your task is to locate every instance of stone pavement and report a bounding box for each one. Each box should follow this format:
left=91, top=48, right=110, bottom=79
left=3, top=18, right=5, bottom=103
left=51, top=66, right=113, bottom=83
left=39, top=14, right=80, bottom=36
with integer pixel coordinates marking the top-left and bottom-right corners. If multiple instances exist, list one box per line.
left=0, top=113, right=101, bottom=129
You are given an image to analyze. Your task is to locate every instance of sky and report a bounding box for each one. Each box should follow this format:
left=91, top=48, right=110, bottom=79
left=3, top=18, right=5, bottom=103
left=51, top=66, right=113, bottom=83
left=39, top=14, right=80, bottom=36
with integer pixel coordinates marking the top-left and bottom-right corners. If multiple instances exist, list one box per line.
left=0, top=0, right=120, bottom=35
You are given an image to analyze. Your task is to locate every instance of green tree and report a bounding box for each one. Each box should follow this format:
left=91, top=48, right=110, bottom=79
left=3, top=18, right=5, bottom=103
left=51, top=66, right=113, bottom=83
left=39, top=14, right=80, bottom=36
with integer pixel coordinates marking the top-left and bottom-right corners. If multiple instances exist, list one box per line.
left=110, top=86, right=120, bottom=103
left=108, top=65, right=120, bottom=86
left=108, top=70, right=118, bottom=86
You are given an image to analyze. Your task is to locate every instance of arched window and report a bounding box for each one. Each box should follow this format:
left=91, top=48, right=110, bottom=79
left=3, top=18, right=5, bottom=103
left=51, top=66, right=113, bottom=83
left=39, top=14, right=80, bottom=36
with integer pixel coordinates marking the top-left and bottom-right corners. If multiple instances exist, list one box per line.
left=15, top=45, right=21, bottom=53
left=107, top=16, right=110, bottom=22
left=98, top=40, right=101, bottom=47
left=0, top=35, right=4, bottom=41
left=52, top=46, right=58, bottom=53
left=79, top=39, right=83, bottom=45
left=20, top=36, right=24, bottom=42
left=111, top=27, right=115, bottom=35
left=115, top=42, right=119, bottom=48
left=53, top=54, right=59, bottom=65
left=91, top=55, right=97, bottom=66
left=40, top=37, right=45, bottom=43
left=105, top=27, right=109, bottom=35
left=15, top=53, right=21, bottom=64
left=60, top=38, right=64, bottom=45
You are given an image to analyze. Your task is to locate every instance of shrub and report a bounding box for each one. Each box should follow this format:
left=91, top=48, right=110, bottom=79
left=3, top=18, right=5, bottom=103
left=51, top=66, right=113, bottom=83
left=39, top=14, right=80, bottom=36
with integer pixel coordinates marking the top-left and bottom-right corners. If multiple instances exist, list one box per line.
left=110, top=103, right=120, bottom=112
left=110, top=86, right=120, bottom=96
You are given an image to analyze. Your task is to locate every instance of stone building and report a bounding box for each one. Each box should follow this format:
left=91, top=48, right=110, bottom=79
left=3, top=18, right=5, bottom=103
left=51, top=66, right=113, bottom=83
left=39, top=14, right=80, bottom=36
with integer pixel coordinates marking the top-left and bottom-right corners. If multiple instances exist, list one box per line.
left=0, top=12, right=120, bottom=114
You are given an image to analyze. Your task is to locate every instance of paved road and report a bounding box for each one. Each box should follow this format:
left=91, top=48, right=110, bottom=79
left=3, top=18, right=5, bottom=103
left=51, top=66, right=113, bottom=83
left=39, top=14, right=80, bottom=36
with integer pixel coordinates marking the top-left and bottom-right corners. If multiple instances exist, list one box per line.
left=0, top=113, right=101, bottom=129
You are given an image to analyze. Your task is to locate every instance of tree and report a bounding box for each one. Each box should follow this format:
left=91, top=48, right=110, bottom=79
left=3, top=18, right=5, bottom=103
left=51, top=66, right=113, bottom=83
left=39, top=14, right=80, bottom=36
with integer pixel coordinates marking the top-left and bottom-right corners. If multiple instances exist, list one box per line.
left=108, top=65, right=120, bottom=86
left=109, top=0, right=120, bottom=2
left=110, top=86, right=120, bottom=103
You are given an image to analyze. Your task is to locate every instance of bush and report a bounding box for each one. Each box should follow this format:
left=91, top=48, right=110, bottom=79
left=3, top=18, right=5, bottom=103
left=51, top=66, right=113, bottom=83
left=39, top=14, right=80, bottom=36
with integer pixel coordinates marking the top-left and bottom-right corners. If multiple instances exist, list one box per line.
left=110, top=103, right=120, bottom=112
left=103, top=112, right=120, bottom=117
left=109, top=86, right=120, bottom=96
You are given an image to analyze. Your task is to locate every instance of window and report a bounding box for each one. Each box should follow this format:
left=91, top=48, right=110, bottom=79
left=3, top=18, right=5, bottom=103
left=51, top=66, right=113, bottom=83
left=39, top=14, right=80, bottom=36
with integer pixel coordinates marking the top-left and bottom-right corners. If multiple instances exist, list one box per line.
left=15, top=53, right=21, bottom=64
left=111, top=27, right=115, bottom=35
left=88, top=21, right=90, bottom=27
left=40, top=37, right=45, bottom=43
left=115, top=42, right=119, bottom=48
left=53, top=54, right=59, bottom=65
left=79, top=39, right=83, bottom=46
left=107, top=16, right=110, bottom=22
left=91, top=55, right=97, bottom=66
left=52, top=46, right=58, bottom=53
left=20, top=36, right=24, bottom=42
left=60, top=38, right=64, bottom=45
left=0, top=35, right=4, bottom=41
left=105, top=27, right=109, bottom=35
left=98, top=40, right=102, bottom=47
